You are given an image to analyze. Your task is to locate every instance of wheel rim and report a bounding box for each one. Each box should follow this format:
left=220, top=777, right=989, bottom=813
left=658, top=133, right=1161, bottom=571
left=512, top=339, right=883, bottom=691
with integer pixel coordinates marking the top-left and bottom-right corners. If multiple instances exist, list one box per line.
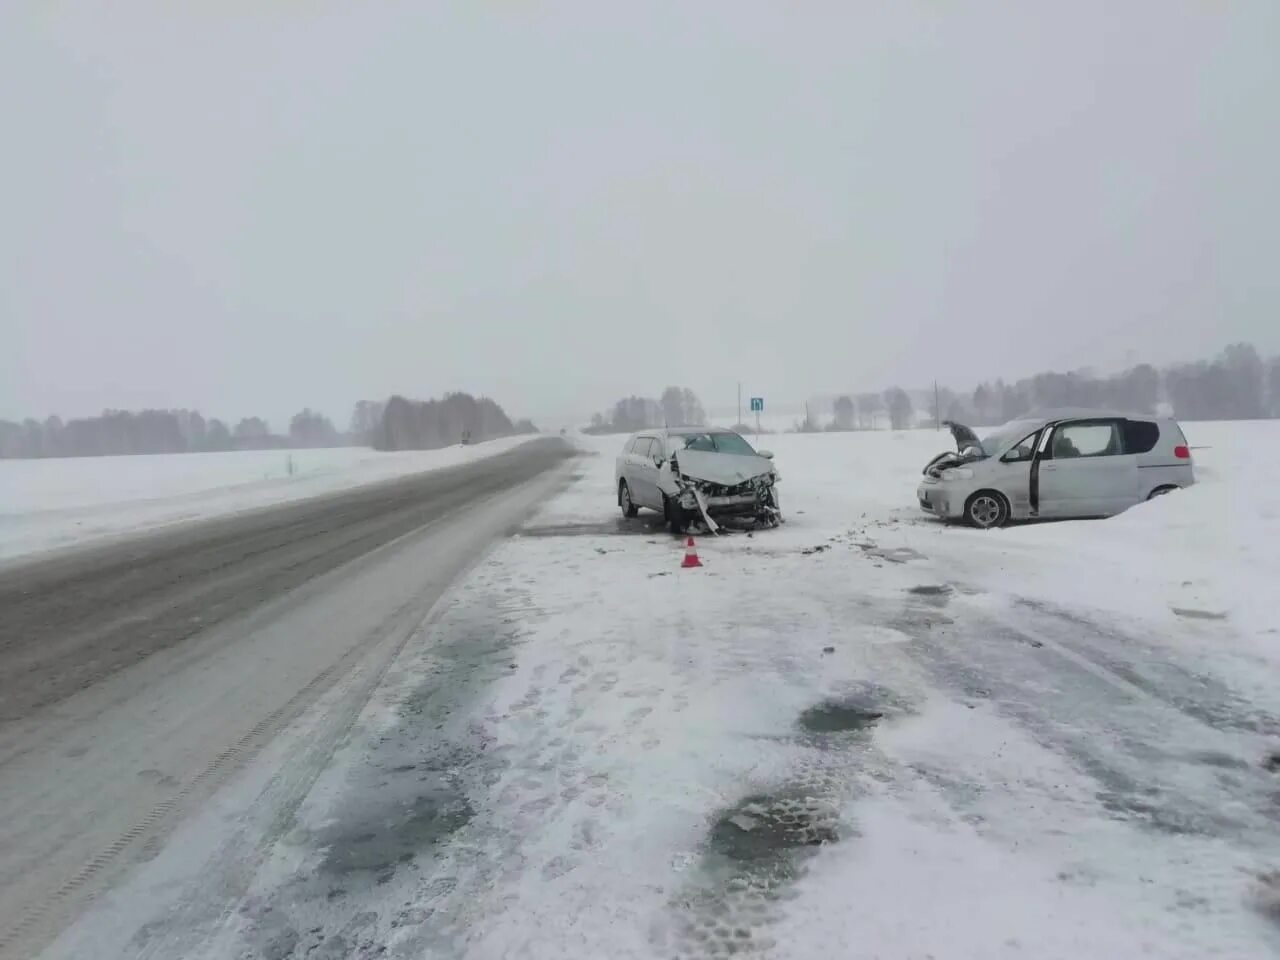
left=621, top=484, right=632, bottom=513
left=970, top=495, right=1001, bottom=527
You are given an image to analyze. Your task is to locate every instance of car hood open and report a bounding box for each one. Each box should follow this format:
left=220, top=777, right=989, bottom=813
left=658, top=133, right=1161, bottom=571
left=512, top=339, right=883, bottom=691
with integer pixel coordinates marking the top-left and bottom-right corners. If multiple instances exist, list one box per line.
left=924, top=421, right=987, bottom=478
left=676, top=450, right=774, bottom=485
left=944, top=420, right=981, bottom=453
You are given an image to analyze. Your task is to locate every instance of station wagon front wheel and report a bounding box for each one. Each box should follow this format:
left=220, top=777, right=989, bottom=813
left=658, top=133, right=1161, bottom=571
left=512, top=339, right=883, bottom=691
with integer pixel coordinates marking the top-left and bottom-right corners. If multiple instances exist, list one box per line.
left=964, top=490, right=1009, bottom=529
left=619, top=481, right=639, bottom=518
left=664, top=495, right=688, bottom=534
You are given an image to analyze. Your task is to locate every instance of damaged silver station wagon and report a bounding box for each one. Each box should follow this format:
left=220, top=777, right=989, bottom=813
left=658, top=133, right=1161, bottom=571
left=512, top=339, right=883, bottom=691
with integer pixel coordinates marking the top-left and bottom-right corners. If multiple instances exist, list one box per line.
left=616, top=427, right=782, bottom=533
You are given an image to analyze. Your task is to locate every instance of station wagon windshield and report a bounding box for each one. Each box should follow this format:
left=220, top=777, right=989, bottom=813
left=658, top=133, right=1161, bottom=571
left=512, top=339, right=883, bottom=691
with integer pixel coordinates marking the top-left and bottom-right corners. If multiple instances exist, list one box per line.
left=675, top=432, right=758, bottom=456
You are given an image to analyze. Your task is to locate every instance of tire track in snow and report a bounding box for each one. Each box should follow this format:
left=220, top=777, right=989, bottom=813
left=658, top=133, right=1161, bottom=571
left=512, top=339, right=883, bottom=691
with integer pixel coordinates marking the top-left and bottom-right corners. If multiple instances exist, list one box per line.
left=664, top=687, right=907, bottom=959
left=881, top=589, right=1280, bottom=946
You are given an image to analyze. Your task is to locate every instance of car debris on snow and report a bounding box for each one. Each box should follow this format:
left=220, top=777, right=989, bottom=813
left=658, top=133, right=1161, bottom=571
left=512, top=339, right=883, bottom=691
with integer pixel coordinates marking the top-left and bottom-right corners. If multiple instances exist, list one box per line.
left=1172, top=607, right=1229, bottom=621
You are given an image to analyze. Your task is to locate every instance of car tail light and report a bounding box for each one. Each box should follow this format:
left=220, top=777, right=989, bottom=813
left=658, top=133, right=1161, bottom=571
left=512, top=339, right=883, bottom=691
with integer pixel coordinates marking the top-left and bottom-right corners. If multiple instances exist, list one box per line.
left=1174, top=445, right=1190, bottom=459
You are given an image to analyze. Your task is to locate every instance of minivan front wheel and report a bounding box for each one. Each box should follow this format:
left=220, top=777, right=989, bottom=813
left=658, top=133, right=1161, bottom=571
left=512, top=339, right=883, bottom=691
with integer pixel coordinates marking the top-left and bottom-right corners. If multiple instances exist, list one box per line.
left=619, top=481, right=639, bottom=518
left=964, top=490, right=1009, bottom=529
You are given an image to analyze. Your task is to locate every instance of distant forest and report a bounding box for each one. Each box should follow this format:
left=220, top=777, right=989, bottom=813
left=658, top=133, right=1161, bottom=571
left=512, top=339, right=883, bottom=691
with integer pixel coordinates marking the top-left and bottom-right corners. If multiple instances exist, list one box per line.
left=805, top=341, right=1280, bottom=433
left=583, top=386, right=708, bottom=434
left=585, top=344, right=1280, bottom=437
left=374, top=393, right=536, bottom=452
left=0, top=393, right=535, bottom=459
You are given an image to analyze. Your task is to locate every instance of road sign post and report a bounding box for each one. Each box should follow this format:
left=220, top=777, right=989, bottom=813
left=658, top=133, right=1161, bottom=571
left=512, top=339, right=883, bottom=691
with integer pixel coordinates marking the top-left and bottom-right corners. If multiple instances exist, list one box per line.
left=749, top=397, right=764, bottom=440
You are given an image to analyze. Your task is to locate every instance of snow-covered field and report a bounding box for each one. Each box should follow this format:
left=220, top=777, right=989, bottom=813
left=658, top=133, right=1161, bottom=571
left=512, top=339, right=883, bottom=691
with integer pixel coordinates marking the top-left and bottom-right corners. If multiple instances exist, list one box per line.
left=0, top=436, right=537, bottom=562
left=42, top=420, right=1280, bottom=958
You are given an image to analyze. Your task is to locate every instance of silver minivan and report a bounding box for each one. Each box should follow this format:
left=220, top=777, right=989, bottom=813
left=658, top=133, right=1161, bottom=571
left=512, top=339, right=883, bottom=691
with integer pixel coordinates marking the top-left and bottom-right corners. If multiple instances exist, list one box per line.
left=917, top=409, right=1195, bottom=528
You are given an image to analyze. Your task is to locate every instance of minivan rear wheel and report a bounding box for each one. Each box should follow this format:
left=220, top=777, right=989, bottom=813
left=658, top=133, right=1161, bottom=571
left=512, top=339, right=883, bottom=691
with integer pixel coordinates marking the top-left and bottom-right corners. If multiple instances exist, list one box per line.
left=1147, top=485, right=1179, bottom=500
left=964, top=490, right=1009, bottom=529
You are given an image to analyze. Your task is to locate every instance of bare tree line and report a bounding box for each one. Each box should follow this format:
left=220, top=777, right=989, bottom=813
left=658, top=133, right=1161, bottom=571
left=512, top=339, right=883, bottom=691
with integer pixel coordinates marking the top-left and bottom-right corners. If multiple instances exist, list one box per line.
left=0, top=394, right=536, bottom=459
left=815, top=342, right=1280, bottom=432
left=374, top=393, right=536, bottom=451
left=583, top=387, right=707, bottom=434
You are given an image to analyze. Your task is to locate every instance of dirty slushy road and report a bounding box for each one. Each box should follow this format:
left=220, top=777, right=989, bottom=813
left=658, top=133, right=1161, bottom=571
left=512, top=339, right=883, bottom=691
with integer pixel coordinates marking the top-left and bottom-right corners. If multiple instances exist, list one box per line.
left=0, top=438, right=575, bottom=959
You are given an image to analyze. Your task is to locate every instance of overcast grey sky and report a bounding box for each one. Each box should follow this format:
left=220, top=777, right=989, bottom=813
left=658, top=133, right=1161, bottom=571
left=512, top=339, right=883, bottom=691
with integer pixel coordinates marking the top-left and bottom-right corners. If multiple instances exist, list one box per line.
left=2, top=1, right=1277, bottom=427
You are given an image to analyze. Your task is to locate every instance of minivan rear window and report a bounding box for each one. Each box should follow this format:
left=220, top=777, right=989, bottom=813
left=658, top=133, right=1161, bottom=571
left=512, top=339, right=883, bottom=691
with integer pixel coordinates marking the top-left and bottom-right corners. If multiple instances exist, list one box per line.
left=1122, top=420, right=1159, bottom=455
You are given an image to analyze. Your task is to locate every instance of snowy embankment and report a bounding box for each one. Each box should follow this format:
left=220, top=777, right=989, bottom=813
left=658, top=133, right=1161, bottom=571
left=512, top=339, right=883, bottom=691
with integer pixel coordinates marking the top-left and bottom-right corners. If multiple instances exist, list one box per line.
left=715, top=418, right=1278, bottom=663
left=957, top=424, right=1274, bottom=660
left=0, top=436, right=537, bottom=563
left=549, top=420, right=1279, bottom=701
left=910, top=420, right=1279, bottom=664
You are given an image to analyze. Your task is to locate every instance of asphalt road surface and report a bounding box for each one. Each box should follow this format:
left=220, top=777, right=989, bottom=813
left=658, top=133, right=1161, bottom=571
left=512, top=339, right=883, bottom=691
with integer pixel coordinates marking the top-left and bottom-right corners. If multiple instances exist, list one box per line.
left=0, top=437, right=575, bottom=959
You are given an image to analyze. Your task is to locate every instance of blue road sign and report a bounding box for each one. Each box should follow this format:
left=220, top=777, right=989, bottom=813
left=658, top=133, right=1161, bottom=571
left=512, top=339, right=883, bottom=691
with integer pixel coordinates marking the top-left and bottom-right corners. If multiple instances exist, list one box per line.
left=750, top=397, right=764, bottom=413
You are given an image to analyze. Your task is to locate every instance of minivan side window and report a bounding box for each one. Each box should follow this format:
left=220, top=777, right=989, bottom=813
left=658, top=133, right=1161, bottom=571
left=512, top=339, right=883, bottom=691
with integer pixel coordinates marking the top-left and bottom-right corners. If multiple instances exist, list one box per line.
left=1050, top=422, right=1122, bottom=459
left=1000, top=431, right=1040, bottom=463
left=635, top=438, right=653, bottom=458
left=1122, top=420, right=1159, bottom=455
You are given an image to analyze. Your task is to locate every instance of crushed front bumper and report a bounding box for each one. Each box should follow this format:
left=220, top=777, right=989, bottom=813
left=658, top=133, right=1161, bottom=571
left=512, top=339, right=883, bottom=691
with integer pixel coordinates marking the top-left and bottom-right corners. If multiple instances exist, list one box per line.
left=673, top=475, right=781, bottom=528
left=916, top=482, right=960, bottom=519
left=695, top=492, right=761, bottom=516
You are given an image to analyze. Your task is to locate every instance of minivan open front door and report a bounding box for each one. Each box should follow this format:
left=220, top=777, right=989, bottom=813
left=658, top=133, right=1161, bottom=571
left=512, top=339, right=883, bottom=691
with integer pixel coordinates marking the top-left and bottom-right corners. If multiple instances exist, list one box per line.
left=1036, top=419, right=1139, bottom=517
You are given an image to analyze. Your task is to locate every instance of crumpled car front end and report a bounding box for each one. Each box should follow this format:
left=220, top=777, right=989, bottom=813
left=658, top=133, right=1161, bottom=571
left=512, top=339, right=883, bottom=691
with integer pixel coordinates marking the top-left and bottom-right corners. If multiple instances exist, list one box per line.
left=918, top=420, right=985, bottom=519
left=660, top=450, right=781, bottom=531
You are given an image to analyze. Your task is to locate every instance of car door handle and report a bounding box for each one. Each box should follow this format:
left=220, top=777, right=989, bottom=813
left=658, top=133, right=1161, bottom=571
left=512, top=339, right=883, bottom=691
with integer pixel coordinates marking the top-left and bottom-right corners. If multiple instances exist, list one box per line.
left=1042, top=464, right=1057, bottom=471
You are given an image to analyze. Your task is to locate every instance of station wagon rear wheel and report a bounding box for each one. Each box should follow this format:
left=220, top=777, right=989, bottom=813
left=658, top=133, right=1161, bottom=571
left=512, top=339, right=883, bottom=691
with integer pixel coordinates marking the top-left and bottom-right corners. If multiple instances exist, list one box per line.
left=964, top=490, right=1009, bottom=529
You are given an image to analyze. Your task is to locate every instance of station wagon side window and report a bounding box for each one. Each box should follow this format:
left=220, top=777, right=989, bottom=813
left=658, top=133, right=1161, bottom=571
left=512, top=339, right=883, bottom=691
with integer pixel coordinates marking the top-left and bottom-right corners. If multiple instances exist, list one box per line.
left=1049, top=421, right=1123, bottom=459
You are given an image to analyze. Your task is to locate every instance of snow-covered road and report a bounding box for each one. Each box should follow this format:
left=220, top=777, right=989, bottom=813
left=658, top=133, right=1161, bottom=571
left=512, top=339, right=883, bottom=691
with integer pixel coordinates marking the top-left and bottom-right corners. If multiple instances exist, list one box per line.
left=0, top=441, right=575, bottom=959
left=30, top=425, right=1280, bottom=958
left=0, top=436, right=540, bottom=563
